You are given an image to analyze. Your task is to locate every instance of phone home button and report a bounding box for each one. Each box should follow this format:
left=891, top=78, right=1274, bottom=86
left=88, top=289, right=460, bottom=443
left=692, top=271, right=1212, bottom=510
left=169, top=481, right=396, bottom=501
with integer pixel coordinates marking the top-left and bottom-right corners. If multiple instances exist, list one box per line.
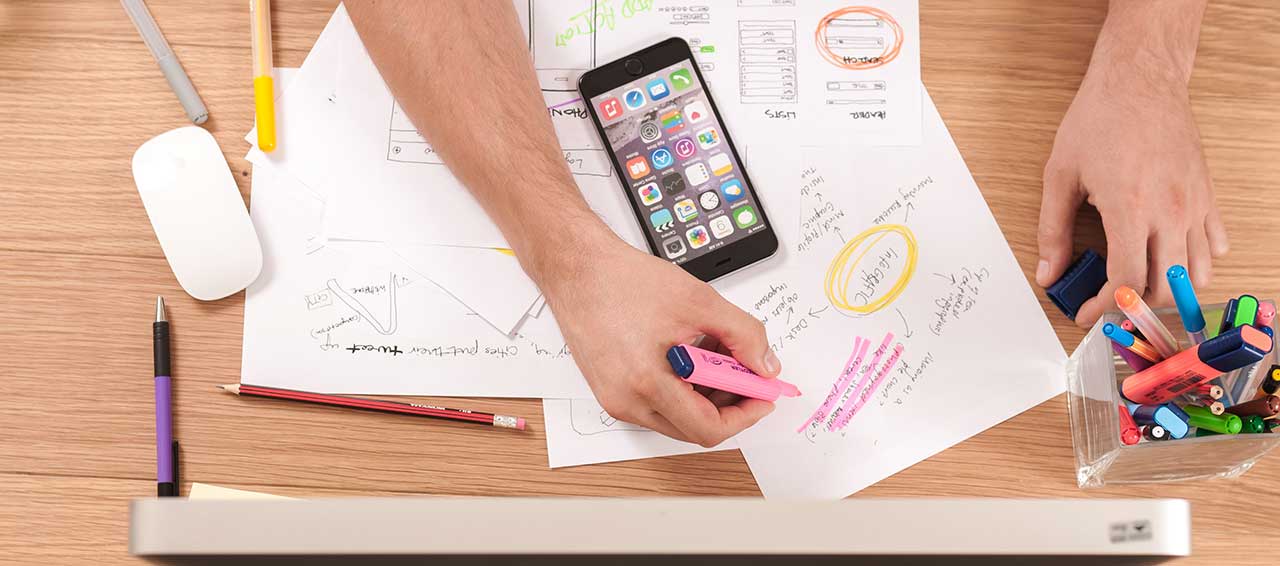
left=624, top=58, right=644, bottom=76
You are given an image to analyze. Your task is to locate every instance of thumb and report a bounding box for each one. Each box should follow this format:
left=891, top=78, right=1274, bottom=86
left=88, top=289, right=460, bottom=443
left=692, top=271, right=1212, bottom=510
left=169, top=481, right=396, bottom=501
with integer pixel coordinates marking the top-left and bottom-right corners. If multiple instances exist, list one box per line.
left=1037, top=162, right=1085, bottom=287
left=696, top=292, right=781, bottom=378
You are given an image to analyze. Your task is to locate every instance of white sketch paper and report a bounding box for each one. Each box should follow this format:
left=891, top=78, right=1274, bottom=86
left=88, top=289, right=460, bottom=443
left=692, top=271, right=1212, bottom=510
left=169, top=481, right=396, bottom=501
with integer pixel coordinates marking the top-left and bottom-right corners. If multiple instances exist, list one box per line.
left=733, top=90, right=1066, bottom=499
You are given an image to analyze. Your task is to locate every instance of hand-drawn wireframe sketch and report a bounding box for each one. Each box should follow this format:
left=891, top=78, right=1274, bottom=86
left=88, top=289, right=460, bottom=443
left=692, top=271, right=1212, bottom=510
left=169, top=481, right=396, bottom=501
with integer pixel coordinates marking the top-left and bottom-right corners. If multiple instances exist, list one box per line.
left=326, top=273, right=400, bottom=335
left=739, top=20, right=797, bottom=104
left=815, top=6, right=902, bottom=112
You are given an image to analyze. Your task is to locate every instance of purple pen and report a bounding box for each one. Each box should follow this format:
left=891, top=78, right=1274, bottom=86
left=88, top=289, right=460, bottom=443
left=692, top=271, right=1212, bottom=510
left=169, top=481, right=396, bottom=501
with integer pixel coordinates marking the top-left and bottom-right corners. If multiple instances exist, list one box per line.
left=154, top=297, right=177, bottom=497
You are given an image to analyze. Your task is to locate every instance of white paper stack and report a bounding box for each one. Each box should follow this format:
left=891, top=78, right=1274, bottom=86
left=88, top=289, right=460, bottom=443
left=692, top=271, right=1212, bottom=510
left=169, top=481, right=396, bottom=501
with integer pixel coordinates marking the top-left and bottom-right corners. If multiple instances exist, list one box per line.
left=242, top=2, right=1067, bottom=499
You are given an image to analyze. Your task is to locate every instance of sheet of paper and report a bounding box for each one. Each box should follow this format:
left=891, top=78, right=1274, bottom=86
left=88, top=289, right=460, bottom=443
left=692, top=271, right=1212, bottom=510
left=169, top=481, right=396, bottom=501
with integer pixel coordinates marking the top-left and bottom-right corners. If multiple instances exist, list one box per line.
left=241, top=163, right=592, bottom=398
left=543, top=398, right=738, bottom=468
left=729, top=89, right=1065, bottom=499
left=246, top=60, right=542, bottom=336
left=188, top=483, right=292, bottom=500
left=590, top=0, right=921, bottom=146
left=308, top=4, right=639, bottom=248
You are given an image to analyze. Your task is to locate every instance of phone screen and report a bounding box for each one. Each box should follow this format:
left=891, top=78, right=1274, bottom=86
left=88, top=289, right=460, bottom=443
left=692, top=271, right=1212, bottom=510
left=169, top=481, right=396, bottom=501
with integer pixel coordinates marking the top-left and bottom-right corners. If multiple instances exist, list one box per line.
left=589, top=60, right=768, bottom=265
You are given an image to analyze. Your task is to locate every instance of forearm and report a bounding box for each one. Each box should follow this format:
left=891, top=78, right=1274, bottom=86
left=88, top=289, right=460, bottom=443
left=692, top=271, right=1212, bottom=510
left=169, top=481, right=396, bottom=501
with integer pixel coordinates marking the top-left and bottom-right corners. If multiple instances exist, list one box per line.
left=345, top=0, right=613, bottom=280
left=1092, top=0, right=1206, bottom=85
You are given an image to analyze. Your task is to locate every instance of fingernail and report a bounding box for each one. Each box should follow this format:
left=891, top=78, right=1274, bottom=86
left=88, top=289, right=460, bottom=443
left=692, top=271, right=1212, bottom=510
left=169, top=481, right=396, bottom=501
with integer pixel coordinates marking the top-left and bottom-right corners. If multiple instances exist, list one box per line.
left=763, top=349, right=781, bottom=375
left=1035, top=259, right=1050, bottom=286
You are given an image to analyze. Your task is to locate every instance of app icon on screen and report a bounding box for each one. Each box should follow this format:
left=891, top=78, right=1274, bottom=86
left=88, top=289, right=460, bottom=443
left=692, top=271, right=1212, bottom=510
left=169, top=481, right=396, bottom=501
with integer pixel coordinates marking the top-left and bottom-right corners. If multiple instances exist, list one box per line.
left=674, top=198, right=698, bottom=222
left=599, top=97, right=623, bottom=120
left=708, top=153, right=732, bottom=176
left=650, top=208, right=674, bottom=233
left=719, top=179, right=745, bottom=203
left=650, top=147, right=674, bottom=170
left=684, top=162, right=711, bottom=186
left=663, top=236, right=687, bottom=259
left=686, top=224, right=710, bottom=249
left=623, top=88, right=646, bottom=110
left=669, top=69, right=693, bottom=91
left=661, top=172, right=686, bottom=195
left=638, top=182, right=662, bottom=206
left=639, top=121, right=661, bottom=143
left=695, top=127, right=721, bottom=149
left=673, top=137, right=696, bottom=160
left=660, top=109, right=685, bottom=133
left=646, top=78, right=670, bottom=101
left=733, top=204, right=759, bottom=229
left=710, top=215, right=735, bottom=239
left=626, top=156, right=650, bottom=180
left=683, top=100, right=709, bottom=123
left=698, top=190, right=720, bottom=211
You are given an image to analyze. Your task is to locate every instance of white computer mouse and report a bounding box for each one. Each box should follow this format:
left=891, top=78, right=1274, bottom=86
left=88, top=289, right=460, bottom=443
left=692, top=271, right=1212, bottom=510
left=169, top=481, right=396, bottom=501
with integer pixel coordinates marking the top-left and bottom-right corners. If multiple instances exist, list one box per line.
left=132, top=126, right=262, bottom=301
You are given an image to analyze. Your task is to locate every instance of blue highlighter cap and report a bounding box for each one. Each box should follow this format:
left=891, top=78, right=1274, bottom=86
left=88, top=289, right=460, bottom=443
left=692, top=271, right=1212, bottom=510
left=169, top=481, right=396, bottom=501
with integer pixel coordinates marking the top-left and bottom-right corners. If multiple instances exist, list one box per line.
left=1200, top=326, right=1272, bottom=372
left=1166, top=265, right=1205, bottom=333
left=666, top=345, right=695, bottom=378
left=1046, top=249, right=1107, bottom=320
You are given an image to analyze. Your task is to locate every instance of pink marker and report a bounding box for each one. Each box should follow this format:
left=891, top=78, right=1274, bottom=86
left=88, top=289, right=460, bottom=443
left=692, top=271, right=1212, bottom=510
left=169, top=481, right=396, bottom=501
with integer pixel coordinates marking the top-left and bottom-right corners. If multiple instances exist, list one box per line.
left=667, top=344, right=800, bottom=401
left=1258, top=302, right=1276, bottom=328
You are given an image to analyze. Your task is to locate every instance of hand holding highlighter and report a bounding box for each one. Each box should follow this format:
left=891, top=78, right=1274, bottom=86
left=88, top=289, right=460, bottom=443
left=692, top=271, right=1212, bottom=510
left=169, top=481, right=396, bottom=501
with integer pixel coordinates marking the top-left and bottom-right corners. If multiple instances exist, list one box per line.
left=667, top=344, right=800, bottom=402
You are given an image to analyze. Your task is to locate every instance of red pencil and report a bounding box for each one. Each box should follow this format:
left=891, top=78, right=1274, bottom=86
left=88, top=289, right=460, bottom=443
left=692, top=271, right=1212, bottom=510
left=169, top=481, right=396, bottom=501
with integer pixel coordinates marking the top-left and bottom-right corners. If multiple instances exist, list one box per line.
left=217, top=384, right=526, bottom=430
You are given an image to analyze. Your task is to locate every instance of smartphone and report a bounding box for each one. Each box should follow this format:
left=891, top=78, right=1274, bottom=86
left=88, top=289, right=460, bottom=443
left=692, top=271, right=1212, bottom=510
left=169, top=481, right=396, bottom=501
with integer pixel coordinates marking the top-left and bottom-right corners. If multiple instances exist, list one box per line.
left=580, top=38, right=778, bottom=282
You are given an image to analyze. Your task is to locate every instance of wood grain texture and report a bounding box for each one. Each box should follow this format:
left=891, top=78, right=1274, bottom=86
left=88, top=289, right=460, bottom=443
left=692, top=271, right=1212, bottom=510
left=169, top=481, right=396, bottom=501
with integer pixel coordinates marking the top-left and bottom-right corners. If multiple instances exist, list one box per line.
left=1, top=0, right=1278, bottom=563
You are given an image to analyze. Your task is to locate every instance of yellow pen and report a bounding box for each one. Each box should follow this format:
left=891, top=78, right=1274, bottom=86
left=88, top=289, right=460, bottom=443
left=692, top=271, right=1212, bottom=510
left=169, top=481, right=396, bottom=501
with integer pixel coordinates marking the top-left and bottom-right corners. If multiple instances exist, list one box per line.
left=251, top=0, right=276, bottom=152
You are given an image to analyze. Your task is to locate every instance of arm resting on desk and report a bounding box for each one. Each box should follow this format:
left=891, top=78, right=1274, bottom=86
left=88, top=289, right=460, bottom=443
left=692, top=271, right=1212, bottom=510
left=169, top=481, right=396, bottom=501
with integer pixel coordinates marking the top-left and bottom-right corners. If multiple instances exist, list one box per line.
left=345, top=0, right=782, bottom=447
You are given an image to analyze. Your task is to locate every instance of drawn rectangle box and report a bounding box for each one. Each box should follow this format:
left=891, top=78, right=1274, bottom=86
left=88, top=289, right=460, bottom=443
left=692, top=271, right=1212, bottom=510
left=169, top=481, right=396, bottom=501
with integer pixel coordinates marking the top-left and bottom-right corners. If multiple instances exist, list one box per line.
left=828, top=17, right=883, bottom=29
left=737, top=0, right=796, bottom=7
left=739, top=31, right=795, bottom=45
left=827, top=81, right=886, bottom=92
left=825, top=37, right=885, bottom=49
left=742, top=90, right=796, bottom=102
left=1067, top=301, right=1280, bottom=488
left=740, top=54, right=796, bottom=65
left=742, top=70, right=796, bottom=82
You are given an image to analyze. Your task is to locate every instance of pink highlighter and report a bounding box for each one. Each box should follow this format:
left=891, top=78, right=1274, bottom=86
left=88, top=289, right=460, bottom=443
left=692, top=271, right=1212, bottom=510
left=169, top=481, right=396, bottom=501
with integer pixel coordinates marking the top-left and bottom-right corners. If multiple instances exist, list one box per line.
left=667, top=344, right=801, bottom=401
left=1121, top=325, right=1272, bottom=405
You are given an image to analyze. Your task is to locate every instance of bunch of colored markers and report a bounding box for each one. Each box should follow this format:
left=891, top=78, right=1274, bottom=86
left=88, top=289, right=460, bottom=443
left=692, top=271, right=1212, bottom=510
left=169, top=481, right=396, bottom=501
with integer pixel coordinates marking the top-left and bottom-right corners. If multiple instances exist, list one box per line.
left=1109, top=265, right=1278, bottom=444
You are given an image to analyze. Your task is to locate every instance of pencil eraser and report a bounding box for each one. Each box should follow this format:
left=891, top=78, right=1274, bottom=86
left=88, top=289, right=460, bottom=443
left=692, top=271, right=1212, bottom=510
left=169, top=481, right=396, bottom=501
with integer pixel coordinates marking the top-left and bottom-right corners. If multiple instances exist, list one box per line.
left=1045, top=249, right=1107, bottom=320
left=516, top=417, right=526, bottom=431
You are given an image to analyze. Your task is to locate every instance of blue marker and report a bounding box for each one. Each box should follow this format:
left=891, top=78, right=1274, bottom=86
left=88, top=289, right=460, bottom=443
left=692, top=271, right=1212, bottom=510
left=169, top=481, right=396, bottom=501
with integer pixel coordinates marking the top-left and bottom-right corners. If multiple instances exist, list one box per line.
left=1167, top=265, right=1206, bottom=344
left=1128, top=403, right=1190, bottom=439
left=1103, top=323, right=1160, bottom=362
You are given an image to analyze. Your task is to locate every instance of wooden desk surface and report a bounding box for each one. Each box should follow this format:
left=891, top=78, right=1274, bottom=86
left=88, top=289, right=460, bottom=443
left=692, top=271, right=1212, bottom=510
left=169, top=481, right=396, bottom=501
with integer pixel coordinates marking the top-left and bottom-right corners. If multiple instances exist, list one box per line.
left=1, top=1, right=1277, bottom=562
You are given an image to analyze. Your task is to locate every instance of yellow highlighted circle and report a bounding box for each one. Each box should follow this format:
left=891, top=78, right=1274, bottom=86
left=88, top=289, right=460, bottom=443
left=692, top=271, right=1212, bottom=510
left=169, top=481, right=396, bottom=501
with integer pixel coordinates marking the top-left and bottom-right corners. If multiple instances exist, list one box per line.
left=824, top=224, right=918, bottom=314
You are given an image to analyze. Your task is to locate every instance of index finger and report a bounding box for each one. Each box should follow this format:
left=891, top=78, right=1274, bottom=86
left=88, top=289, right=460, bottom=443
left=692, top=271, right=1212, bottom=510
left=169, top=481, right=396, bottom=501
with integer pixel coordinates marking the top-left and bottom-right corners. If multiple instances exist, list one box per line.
left=651, top=377, right=774, bottom=448
left=1074, top=214, right=1149, bottom=327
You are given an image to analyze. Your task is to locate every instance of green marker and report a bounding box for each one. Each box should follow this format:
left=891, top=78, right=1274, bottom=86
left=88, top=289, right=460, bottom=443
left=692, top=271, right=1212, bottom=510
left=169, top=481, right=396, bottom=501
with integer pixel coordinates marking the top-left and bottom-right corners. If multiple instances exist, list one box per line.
left=1185, top=404, right=1242, bottom=434
left=1241, top=415, right=1267, bottom=434
left=1234, top=295, right=1260, bottom=328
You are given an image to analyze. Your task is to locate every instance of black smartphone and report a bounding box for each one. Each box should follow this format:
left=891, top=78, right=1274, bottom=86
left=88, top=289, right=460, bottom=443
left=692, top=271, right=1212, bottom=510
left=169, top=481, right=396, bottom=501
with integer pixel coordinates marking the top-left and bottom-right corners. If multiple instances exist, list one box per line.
left=580, top=37, right=778, bottom=282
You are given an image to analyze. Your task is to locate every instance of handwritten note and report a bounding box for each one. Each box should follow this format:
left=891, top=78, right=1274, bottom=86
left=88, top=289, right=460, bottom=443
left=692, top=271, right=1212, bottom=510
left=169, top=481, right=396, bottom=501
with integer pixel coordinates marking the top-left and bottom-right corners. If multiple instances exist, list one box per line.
left=731, top=90, right=1065, bottom=499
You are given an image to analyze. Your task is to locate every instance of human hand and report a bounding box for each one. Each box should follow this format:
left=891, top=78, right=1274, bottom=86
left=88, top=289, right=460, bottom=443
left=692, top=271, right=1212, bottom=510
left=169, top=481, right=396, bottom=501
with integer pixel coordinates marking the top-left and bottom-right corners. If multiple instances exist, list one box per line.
left=1036, top=34, right=1228, bottom=328
left=534, top=226, right=781, bottom=447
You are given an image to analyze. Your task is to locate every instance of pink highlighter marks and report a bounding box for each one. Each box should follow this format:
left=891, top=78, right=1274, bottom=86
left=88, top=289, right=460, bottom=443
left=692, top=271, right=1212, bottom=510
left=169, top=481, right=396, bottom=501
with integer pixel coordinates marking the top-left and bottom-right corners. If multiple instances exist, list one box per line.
left=1121, top=325, right=1273, bottom=405
left=667, top=344, right=801, bottom=402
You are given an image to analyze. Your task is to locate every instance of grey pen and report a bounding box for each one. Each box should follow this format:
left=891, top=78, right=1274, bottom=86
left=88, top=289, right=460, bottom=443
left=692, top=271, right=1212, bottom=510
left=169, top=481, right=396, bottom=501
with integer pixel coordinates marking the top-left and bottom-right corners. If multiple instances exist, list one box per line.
left=120, top=0, right=209, bottom=124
